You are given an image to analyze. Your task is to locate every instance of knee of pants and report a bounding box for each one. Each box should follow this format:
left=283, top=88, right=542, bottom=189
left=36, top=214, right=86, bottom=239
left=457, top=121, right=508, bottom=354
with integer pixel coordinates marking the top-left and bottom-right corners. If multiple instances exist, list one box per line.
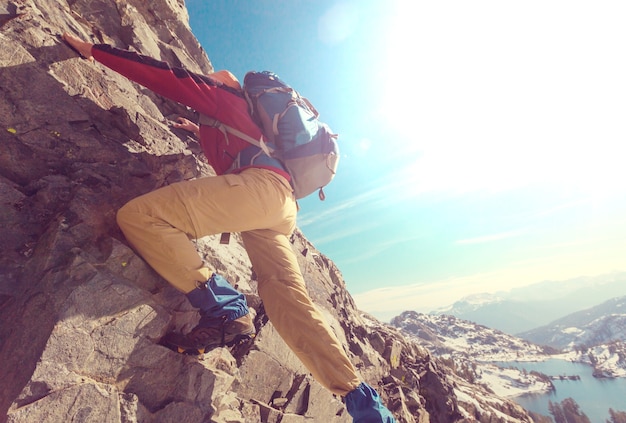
left=257, top=275, right=312, bottom=319
left=116, top=198, right=141, bottom=233
left=116, top=203, right=130, bottom=229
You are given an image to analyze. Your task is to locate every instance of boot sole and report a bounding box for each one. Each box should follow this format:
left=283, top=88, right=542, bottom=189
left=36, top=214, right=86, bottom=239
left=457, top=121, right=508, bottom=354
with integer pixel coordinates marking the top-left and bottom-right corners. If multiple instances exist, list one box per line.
left=161, top=332, right=256, bottom=355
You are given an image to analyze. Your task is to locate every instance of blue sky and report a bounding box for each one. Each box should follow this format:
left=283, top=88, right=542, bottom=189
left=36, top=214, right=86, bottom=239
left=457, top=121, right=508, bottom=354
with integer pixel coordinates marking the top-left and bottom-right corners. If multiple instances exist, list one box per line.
left=186, top=0, right=626, bottom=321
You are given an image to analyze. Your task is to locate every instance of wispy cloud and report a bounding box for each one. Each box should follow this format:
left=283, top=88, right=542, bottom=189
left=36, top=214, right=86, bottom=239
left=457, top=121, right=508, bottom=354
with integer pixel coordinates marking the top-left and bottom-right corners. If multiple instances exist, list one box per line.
left=298, top=161, right=456, bottom=229
left=353, top=255, right=626, bottom=322
left=297, top=182, right=392, bottom=228
left=352, top=274, right=497, bottom=321
left=527, top=198, right=593, bottom=220
left=455, top=229, right=526, bottom=245
left=336, top=235, right=422, bottom=265
left=299, top=150, right=519, bottom=232
left=351, top=267, right=551, bottom=322
left=307, top=221, right=382, bottom=246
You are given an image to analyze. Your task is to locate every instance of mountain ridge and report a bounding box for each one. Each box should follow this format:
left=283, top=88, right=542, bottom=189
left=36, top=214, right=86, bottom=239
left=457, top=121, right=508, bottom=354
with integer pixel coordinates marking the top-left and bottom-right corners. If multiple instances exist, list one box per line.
left=391, top=308, right=626, bottom=396
left=432, top=271, right=626, bottom=334
left=519, top=295, right=626, bottom=350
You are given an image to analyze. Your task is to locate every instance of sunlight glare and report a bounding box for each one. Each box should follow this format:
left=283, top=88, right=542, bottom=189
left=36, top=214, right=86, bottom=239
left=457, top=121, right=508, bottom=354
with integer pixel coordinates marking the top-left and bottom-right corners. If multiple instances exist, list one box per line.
left=375, top=1, right=626, bottom=198
left=318, top=2, right=359, bottom=45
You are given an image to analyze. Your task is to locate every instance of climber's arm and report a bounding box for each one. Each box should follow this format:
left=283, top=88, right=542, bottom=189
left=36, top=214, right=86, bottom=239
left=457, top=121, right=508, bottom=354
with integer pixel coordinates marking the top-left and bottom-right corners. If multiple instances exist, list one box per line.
left=62, top=32, right=231, bottom=118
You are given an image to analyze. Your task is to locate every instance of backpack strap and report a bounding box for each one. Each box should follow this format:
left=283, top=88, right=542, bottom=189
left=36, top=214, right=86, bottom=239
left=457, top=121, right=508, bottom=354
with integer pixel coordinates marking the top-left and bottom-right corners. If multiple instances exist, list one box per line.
left=198, top=114, right=273, bottom=156
left=197, top=114, right=287, bottom=177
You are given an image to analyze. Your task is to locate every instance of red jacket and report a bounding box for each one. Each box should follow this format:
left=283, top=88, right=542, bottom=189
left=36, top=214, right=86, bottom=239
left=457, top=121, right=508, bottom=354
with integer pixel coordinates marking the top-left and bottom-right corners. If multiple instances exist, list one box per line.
left=92, top=44, right=290, bottom=180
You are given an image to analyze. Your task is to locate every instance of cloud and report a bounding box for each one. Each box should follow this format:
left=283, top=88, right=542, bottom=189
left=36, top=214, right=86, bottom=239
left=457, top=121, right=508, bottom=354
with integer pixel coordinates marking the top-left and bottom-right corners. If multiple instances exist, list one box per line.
left=297, top=182, right=390, bottom=228
left=353, top=252, right=626, bottom=322
left=529, top=198, right=593, bottom=220
left=352, top=266, right=556, bottom=322
left=307, top=221, right=382, bottom=247
left=335, top=234, right=423, bottom=265
left=352, top=275, right=493, bottom=321
left=455, top=229, right=526, bottom=245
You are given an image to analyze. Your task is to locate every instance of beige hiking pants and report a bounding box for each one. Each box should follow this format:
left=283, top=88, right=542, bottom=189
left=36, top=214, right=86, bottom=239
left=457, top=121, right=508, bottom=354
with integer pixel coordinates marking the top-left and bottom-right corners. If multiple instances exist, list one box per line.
left=116, top=168, right=360, bottom=396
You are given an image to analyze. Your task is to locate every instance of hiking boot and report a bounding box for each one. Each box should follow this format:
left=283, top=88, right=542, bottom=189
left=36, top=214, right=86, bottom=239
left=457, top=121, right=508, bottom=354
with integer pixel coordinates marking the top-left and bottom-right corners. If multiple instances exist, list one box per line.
left=161, top=313, right=256, bottom=355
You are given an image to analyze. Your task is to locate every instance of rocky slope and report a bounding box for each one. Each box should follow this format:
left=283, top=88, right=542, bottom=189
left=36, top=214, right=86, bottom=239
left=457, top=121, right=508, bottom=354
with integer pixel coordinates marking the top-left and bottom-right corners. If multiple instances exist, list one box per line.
left=0, top=1, right=534, bottom=422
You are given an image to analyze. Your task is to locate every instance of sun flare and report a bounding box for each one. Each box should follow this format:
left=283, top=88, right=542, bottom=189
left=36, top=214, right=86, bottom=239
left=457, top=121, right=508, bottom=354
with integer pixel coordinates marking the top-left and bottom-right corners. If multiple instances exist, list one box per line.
left=374, top=1, right=626, bottom=197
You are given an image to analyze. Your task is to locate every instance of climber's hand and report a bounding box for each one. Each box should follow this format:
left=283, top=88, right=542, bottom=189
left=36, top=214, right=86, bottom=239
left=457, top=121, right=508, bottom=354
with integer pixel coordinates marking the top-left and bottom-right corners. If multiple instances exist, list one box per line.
left=173, top=117, right=200, bottom=137
left=62, top=32, right=94, bottom=61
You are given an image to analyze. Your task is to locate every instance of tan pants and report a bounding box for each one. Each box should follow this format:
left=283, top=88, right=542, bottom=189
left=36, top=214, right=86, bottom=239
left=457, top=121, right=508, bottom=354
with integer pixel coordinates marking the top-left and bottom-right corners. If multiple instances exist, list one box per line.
left=116, top=168, right=360, bottom=396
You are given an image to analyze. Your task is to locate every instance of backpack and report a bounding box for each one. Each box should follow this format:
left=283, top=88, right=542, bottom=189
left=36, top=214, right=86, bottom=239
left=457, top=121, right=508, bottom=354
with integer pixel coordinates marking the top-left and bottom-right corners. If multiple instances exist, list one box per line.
left=202, top=71, right=339, bottom=200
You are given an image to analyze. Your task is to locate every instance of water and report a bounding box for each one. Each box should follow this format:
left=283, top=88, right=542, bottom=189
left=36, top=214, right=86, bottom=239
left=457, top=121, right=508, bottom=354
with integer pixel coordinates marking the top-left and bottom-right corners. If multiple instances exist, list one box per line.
left=495, top=359, right=626, bottom=422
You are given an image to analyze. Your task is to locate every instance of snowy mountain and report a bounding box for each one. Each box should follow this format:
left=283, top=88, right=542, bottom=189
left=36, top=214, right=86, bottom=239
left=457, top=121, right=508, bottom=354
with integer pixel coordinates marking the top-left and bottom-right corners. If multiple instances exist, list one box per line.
left=518, top=296, right=626, bottom=349
left=433, top=272, right=626, bottom=335
left=534, top=301, right=626, bottom=377
left=561, top=342, right=626, bottom=378
left=434, top=294, right=549, bottom=335
left=391, top=309, right=626, bottom=398
left=391, top=311, right=552, bottom=361
left=390, top=311, right=555, bottom=398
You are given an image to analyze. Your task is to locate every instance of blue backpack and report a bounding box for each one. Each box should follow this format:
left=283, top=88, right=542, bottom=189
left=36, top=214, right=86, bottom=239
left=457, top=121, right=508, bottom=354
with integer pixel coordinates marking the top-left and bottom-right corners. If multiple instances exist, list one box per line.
left=243, top=71, right=339, bottom=200
left=201, top=71, right=339, bottom=200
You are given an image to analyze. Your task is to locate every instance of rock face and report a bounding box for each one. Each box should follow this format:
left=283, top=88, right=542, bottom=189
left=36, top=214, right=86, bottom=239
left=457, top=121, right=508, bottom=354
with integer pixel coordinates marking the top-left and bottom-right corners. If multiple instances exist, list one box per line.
left=0, top=1, right=533, bottom=422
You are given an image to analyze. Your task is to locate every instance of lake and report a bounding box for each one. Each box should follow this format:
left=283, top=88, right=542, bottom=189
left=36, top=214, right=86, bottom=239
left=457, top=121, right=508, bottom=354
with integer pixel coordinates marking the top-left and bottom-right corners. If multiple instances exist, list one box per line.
left=495, top=359, right=626, bottom=422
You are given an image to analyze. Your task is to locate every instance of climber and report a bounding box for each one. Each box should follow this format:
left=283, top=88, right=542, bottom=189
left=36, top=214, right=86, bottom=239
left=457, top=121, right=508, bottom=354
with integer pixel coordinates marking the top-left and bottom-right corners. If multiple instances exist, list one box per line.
left=62, top=32, right=396, bottom=422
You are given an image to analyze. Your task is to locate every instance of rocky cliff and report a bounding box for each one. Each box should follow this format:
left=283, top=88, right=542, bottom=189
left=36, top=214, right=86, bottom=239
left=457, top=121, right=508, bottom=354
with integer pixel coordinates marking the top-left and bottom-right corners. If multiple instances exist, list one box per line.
left=0, top=1, right=534, bottom=422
